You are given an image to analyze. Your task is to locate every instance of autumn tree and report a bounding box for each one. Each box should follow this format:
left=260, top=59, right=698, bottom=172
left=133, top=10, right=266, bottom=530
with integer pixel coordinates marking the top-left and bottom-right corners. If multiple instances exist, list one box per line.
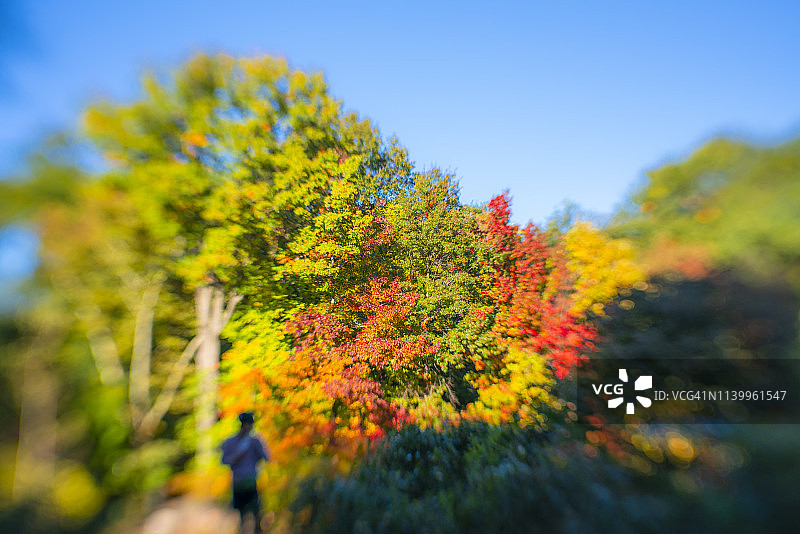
left=1, top=54, right=411, bottom=516
left=81, top=54, right=408, bottom=467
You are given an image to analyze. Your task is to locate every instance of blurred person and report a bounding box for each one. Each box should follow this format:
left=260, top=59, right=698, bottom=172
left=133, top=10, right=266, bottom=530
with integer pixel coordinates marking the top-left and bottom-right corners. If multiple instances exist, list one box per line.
left=221, top=412, right=271, bottom=534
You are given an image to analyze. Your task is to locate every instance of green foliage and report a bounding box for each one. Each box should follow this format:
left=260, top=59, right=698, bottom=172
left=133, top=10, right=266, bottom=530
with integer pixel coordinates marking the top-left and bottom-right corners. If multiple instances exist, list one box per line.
left=291, top=422, right=682, bottom=534
left=386, top=171, right=490, bottom=369
left=615, top=136, right=800, bottom=286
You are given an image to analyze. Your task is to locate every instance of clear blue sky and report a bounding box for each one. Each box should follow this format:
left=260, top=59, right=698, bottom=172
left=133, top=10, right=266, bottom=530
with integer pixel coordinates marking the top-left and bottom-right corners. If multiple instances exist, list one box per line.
left=2, top=0, right=800, bottom=226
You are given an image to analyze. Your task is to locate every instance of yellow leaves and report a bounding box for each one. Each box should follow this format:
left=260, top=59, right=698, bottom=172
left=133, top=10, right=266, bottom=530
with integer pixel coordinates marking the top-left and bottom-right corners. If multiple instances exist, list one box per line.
left=563, top=222, right=645, bottom=316
left=329, top=175, right=357, bottom=202
left=240, top=56, right=289, bottom=81
left=465, top=346, right=558, bottom=426
left=647, top=184, right=670, bottom=199
left=290, top=70, right=308, bottom=89
left=50, top=463, right=105, bottom=520
left=506, top=327, right=521, bottom=337
left=82, top=107, right=111, bottom=136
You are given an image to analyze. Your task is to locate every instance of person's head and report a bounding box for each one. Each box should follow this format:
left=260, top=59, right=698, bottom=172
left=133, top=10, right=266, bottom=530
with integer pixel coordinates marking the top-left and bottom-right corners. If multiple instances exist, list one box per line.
left=238, top=412, right=254, bottom=434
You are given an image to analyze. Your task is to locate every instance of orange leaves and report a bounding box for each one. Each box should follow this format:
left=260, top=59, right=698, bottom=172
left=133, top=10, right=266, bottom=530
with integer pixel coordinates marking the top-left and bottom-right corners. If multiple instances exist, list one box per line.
left=183, top=131, right=209, bottom=148
left=235, top=278, right=434, bottom=459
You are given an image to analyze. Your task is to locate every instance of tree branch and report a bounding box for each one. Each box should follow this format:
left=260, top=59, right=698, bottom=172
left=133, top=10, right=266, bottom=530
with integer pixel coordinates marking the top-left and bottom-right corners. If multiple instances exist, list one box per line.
left=134, top=334, right=202, bottom=443
left=221, top=293, right=244, bottom=328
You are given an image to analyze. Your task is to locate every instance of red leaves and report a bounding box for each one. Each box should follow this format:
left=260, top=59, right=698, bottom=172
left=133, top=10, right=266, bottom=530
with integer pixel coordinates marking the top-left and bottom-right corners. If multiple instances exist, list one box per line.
left=347, top=279, right=418, bottom=339
left=271, top=278, right=435, bottom=449
left=523, top=301, right=595, bottom=378
left=484, top=193, right=518, bottom=255
left=286, top=308, right=350, bottom=351
left=481, top=194, right=596, bottom=378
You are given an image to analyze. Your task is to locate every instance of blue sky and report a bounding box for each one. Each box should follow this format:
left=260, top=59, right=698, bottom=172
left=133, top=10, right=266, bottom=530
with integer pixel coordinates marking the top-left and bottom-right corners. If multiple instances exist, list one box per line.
left=2, top=0, right=800, bottom=227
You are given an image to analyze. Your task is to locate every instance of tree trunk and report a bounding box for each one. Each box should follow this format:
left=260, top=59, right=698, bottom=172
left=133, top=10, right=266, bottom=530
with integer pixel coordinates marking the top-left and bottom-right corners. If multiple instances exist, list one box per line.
left=129, top=273, right=164, bottom=429
left=193, top=286, right=242, bottom=469
left=13, top=326, right=61, bottom=501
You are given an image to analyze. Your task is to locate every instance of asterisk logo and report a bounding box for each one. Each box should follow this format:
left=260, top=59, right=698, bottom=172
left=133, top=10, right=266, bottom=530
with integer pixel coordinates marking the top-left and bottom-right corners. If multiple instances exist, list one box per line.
left=608, top=369, right=652, bottom=414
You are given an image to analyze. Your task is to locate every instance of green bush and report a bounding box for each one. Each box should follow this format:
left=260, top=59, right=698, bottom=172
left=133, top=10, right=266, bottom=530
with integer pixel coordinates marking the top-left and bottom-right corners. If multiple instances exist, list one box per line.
left=290, top=422, right=689, bottom=534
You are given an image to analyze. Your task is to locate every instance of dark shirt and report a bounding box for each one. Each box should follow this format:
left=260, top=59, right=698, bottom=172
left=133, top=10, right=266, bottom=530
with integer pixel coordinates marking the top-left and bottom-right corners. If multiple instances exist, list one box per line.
left=221, top=434, right=269, bottom=484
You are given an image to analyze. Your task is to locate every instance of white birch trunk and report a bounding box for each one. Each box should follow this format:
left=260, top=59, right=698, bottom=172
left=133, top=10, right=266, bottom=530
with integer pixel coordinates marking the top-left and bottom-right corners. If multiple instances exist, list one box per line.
left=193, top=286, right=241, bottom=469
left=129, top=274, right=164, bottom=428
